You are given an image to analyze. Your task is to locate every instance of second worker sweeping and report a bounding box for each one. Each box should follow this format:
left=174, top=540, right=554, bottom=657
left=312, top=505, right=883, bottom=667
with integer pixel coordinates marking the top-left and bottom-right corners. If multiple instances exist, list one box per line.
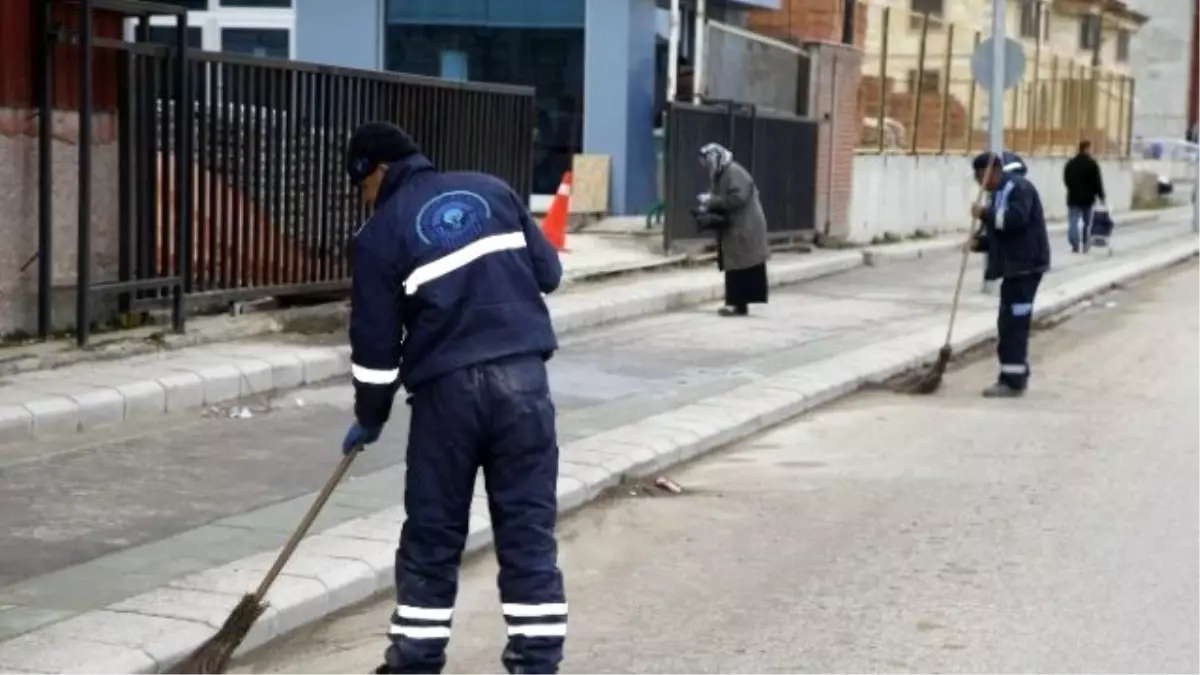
left=967, top=151, right=1052, bottom=398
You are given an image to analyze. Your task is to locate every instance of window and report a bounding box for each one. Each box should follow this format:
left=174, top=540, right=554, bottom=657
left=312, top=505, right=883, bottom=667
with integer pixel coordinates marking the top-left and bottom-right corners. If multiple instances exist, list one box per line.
left=221, top=27, right=289, bottom=57
left=154, top=0, right=209, bottom=9
left=220, top=0, right=292, bottom=6
left=1042, top=8, right=1050, bottom=41
left=1116, top=29, right=1130, bottom=62
left=384, top=15, right=584, bottom=194
left=139, top=25, right=204, bottom=48
left=440, top=49, right=469, bottom=81
left=1019, top=1, right=1040, bottom=40
left=908, top=0, right=943, bottom=29
left=906, top=69, right=941, bottom=94
left=1079, top=14, right=1100, bottom=50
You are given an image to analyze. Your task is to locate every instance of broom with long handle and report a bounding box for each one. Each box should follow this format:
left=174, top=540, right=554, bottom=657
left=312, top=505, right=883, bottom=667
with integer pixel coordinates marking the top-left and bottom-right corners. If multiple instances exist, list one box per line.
left=909, top=163, right=996, bottom=395
left=170, top=448, right=361, bottom=674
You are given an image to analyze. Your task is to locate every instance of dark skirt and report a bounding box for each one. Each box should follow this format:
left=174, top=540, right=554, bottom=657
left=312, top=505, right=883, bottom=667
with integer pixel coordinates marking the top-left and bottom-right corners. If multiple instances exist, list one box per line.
left=724, top=263, right=769, bottom=307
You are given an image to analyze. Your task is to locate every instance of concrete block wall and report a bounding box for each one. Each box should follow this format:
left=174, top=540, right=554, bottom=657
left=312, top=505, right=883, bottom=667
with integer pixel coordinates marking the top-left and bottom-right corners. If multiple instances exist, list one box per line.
left=0, top=110, right=121, bottom=336
left=846, top=154, right=1135, bottom=243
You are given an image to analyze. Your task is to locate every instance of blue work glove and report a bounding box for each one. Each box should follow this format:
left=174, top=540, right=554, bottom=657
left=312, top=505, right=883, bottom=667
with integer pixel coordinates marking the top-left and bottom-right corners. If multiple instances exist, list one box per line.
left=342, top=422, right=382, bottom=455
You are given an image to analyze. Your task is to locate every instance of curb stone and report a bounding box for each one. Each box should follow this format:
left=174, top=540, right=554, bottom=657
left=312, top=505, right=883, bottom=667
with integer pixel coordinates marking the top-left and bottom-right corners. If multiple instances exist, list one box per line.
left=0, top=253, right=861, bottom=443
left=1, top=239, right=1192, bottom=674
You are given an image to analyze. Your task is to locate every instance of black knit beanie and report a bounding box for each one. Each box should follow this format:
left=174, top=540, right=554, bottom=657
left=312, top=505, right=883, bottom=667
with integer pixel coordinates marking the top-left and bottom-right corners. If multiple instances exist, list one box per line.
left=346, top=121, right=420, bottom=183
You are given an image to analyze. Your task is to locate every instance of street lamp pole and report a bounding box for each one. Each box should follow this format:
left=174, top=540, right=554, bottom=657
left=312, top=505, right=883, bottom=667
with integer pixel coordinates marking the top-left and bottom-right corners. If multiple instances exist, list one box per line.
left=988, top=0, right=1006, bottom=153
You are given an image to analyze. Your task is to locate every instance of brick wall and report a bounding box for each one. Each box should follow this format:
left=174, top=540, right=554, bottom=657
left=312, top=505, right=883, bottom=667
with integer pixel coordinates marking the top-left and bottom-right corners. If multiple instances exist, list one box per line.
left=747, top=0, right=867, bottom=46
left=807, top=41, right=862, bottom=239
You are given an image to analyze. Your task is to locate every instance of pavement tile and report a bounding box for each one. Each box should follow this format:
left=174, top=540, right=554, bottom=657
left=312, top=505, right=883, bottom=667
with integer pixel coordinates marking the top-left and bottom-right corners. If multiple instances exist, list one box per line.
left=0, top=405, right=32, bottom=442
left=0, top=632, right=156, bottom=674
left=555, top=476, right=587, bottom=513
left=167, top=563, right=329, bottom=634
left=229, top=551, right=375, bottom=628
left=68, top=388, right=126, bottom=431
left=560, top=446, right=637, bottom=477
left=111, top=380, right=167, bottom=422
left=559, top=461, right=620, bottom=500
left=24, top=397, right=79, bottom=437
left=30, top=610, right=211, bottom=672
left=320, top=506, right=405, bottom=544
left=293, top=535, right=396, bottom=589
left=0, top=606, right=75, bottom=643
left=156, top=371, right=205, bottom=412
left=466, top=514, right=493, bottom=552
left=295, top=350, right=344, bottom=383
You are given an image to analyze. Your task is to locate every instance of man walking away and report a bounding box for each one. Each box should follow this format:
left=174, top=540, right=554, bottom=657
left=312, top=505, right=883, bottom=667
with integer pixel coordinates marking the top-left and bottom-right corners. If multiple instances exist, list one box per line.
left=967, top=152, right=1052, bottom=398
left=1063, top=140, right=1106, bottom=253
left=340, top=121, right=568, bottom=674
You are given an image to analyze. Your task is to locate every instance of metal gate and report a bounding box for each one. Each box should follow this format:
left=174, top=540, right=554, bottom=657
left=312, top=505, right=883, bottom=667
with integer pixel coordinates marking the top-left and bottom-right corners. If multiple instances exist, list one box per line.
left=35, top=0, right=536, bottom=346
left=662, top=100, right=819, bottom=252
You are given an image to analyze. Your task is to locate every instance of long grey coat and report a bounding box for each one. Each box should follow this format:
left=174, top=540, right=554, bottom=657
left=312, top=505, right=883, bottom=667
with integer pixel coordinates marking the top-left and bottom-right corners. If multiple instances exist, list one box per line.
left=707, top=160, right=769, bottom=271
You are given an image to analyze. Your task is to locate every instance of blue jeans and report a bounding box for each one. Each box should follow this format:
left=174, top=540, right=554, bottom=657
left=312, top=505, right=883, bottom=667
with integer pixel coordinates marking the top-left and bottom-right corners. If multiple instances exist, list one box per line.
left=1067, top=206, right=1092, bottom=251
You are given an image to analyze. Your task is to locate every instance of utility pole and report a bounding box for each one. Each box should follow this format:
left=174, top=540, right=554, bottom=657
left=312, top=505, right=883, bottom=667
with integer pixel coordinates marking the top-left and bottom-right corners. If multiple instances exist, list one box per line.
left=988, top=0, right=1006, bottom=153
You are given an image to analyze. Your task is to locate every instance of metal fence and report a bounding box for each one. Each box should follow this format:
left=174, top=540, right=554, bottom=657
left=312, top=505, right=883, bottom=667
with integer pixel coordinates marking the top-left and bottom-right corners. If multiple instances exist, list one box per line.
left=855, top=3, right=1135, bottom=157
left=38, top=0, right=536, bottom=345
left=663, top=100, right=818, bottom=251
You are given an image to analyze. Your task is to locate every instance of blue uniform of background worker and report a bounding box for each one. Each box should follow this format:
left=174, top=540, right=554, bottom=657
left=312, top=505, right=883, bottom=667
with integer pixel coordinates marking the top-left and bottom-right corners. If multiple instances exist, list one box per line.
left=340, top=122, right=568, bottom=674
left=967, top=151, right=1051, bottom=398
left=979, top=151, right=1028, bottom=294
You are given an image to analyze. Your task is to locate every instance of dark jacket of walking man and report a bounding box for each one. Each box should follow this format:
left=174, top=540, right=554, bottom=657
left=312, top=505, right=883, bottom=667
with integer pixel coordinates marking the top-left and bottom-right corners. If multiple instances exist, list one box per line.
left=341, top=122, right=568, bottom=675
left=1062, top=140, right=1106, bottom=252
left=968, top=151, right=1052, bottom=398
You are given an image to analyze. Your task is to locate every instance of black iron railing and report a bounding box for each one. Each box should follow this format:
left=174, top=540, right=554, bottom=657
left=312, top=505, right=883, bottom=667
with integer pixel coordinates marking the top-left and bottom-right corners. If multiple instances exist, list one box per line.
left=37, top=0, right=536, bottom=346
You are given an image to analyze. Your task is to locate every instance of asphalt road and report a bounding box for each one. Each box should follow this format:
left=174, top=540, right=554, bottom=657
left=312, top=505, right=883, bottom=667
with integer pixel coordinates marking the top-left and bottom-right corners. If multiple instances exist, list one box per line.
left=239, top=261, right=1199, bottom=674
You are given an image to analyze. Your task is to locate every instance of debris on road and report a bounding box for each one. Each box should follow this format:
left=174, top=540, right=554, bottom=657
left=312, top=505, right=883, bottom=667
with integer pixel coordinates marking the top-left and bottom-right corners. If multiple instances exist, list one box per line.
left=655, top=477, right=684, bottom=494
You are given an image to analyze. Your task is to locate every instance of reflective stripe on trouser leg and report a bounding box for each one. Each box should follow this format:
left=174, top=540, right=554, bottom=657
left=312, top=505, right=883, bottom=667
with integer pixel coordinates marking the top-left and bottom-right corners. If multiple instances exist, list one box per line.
left=479, top=357, right=566, bottom=674
left=386, top=367, right=485, bottom=675
left=997, top=275, right=1041, bottom=388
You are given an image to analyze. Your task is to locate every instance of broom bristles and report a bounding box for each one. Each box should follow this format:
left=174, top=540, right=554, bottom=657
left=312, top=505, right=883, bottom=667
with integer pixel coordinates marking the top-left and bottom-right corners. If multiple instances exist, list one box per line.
left=169, top=594, right=268, bottom=674
left=908, top=345, right=953, bottom=395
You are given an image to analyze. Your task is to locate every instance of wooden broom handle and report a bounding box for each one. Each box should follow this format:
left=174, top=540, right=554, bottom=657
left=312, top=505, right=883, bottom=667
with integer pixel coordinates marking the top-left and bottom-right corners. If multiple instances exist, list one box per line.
left=254, top=448, right=360, bottom=600
left=945, top=162, right=998, bottom=346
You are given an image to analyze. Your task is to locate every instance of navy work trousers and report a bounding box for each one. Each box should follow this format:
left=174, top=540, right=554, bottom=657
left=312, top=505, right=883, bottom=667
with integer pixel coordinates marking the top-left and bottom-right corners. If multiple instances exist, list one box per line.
left=996, top=273, right=1043, bottom=389
left=384, top=354, right=566, bottom=675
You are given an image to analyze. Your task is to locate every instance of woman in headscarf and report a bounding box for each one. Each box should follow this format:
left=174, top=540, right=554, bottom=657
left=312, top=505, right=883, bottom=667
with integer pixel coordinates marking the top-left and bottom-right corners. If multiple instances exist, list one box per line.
left=697, top=142, right=770, bottom=317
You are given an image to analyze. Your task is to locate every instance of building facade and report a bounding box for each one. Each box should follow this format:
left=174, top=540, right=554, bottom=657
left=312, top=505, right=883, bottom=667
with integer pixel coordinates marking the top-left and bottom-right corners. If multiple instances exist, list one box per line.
left=296, top=0, right=779, bottom=214
left=132, top=0, right=781, bottom=214
left=1126, top=0, right=1197, bottom=140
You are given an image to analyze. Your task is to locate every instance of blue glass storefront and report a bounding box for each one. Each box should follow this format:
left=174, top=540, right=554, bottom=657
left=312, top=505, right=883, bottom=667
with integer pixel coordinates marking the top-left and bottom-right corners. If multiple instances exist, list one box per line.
left=294, top=0, right=779, bottom=214
left=384, top=0, right=586, bottom=196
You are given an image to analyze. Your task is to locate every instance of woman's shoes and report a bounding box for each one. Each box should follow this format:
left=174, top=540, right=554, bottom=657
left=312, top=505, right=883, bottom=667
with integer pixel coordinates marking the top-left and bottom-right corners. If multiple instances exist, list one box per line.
left=718, top=305, right=748, bottom=317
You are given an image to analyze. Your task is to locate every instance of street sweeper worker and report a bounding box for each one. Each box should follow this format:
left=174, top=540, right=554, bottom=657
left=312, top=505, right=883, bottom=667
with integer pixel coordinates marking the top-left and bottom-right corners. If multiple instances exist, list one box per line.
left=340, top=121, right=568, bottom=675
left=966, top=151, right=1051, bottom=398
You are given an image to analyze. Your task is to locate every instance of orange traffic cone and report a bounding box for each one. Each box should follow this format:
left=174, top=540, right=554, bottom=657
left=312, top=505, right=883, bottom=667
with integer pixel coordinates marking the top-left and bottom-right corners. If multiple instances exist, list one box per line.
left=542, top=172, right=571, bottom=252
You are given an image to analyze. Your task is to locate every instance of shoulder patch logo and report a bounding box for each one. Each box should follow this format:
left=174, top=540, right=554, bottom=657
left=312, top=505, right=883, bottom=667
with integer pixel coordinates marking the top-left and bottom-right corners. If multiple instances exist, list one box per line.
left=414, top=190, right=491, bottom=250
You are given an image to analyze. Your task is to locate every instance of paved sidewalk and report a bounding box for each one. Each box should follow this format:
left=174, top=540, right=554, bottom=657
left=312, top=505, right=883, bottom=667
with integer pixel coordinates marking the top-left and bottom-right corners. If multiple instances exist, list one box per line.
left=0, top=250, right=861, bottom=443
left=0, top=207, right=1185, bottom=444
left=0, top=214, right=1193, bottom=672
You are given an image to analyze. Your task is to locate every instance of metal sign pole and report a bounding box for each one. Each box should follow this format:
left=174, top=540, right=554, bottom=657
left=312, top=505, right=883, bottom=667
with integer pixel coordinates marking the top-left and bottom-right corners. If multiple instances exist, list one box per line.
left=988, top=0, right=1006, bottom=153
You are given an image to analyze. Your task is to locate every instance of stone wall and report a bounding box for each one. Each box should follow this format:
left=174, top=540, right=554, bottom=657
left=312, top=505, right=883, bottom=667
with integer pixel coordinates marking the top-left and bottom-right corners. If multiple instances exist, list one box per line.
left=0, top=110, right=121, bottom=336
left=846, top=153, right=1135, bottom=243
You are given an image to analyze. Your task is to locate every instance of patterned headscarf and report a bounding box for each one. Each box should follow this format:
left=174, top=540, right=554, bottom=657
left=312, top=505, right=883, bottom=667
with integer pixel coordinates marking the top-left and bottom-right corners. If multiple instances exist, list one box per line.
left=699, top=142, right=733, bottom=176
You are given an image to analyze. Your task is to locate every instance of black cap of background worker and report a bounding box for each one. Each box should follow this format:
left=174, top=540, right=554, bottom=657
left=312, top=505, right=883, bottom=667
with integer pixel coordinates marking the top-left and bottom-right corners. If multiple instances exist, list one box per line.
left=971, top=151, right=1004, bottom=173
left=345, top=121, right=420, bottom=184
